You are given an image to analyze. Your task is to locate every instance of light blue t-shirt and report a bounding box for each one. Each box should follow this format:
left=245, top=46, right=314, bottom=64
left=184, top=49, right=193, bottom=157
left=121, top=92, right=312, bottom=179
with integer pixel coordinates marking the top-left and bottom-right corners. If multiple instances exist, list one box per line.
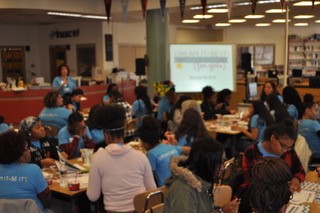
left=147, top=144, right=182, bottom=186
left=58, top=126, right=93, bottom=157
left=133, top=99, right=148, bottom=128
left=250, top=114, right=267, bottom=142
left=178, top=135, right=194, bottom=147
left=257, top=141, right=279, bottom=157
left=298, top=119, right=320, bottom=158
left=39, top=107, right=71, bottom=130
left=90, top=128, right=104, bottom=144
left=0, top=163, right=48, bottom=212
left=102, top=95, right=110, bottom=104
left=157, top=97, right=172, bottom=120
left=278, top=95, right=284, bottom=103
left=0, top=123, right=9, bottom=134
left=287, top=104, right=298, bottom=120
left=52, top=76, right=76, bottom=95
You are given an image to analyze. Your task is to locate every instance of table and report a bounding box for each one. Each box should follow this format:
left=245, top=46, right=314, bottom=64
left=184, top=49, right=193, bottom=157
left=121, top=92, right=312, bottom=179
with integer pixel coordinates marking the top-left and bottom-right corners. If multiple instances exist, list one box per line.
left=304, top=171, right=320, bottom=213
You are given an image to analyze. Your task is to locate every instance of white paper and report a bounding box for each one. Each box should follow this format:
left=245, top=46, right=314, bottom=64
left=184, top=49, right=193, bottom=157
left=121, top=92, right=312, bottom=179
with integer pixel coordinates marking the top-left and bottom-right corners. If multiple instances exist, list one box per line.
left=290, top=190, right=315, bottom=204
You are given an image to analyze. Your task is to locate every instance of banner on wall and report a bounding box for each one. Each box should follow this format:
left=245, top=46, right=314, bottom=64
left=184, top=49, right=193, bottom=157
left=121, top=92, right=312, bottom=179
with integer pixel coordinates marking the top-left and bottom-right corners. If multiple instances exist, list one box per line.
left=201, top=0, right=207, bottom=16
left=121, top=0, right=129, bottom=19
left=251, top=0, right=257, bottom=14
left=141, top=0, right=148, bottom=19
left=104, top=0, right=112, bottom=23
left=226, top=0, right=233, bottom=20
left=159, top=0, right=167, bottom=20
left=179, top=0, right=186, bottom=19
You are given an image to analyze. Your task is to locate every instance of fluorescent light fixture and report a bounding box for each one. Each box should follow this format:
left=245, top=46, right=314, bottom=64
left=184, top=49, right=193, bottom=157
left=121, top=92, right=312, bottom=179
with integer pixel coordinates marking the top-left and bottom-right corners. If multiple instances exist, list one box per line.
left=294, top=15, right=315, bottom=19
left=191, top=0, right=280, bottom=10
left=245, top=14, right=265, bottom=19
left=255, top=23, right=271, bottom=27
left=294, top=23, right=309, bottom=26
left=229, top=19, right=246, bottom=23
left=272, top=19, right=287, bottom=23
left=215, top=23, right=231, bottom=27
left=207, top=8, right=228, bottom=13
left=315, top=20, right=320, bottom=23
left=193, top=14, right=213, bottom=19
left=47, top=12, right=81, bottom=17
left=182, top=19, right=200, bottom=23
left=266, top=9, right=286, bottom=13
left=293, top=1, right=320, bottom=6
left=47, top=12, right=108, bottom=20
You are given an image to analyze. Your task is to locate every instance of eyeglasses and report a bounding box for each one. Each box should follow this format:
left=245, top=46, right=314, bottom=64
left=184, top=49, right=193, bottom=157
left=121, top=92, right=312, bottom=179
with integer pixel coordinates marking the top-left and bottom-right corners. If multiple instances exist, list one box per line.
left=276, top=137, right=293, bottom=152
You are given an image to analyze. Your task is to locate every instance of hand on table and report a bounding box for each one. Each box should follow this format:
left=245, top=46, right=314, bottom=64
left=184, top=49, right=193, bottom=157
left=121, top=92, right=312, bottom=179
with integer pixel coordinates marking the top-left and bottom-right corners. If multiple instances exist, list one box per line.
left=290, top=177, right=301, bottom=192
left=222, top=198, right=240, bottom=213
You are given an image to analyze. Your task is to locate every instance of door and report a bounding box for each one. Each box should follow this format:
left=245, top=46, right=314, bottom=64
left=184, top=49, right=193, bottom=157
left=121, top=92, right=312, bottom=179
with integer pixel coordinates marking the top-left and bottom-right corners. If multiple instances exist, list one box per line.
left=49, top=45, right=67, bottom=82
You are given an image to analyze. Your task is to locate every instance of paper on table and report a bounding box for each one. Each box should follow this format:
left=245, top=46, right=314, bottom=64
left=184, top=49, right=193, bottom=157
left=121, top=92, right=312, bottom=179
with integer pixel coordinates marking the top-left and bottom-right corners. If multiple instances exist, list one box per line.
left=290, top=190, right=315, bottom=204
left=285, top=204, right=310, bottom=213
left=72, top=163, right=86, bottom=170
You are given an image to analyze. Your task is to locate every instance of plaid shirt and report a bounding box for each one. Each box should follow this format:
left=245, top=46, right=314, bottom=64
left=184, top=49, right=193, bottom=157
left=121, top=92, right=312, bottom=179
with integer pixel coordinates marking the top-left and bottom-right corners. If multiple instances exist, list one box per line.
left=240, top=143, right=305, bottom=190
left=115, top=101, right=135, bottom=137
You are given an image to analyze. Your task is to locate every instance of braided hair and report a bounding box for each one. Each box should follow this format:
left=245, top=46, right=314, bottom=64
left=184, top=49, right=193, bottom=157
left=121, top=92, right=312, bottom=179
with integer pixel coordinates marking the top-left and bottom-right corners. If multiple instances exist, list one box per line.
left=248, top=157, right=292, bottom=213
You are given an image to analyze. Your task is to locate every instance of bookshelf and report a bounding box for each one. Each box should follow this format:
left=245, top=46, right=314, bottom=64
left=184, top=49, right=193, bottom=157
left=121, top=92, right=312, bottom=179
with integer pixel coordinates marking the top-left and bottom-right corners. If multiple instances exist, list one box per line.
left=1, top=47, right=25, bottom=83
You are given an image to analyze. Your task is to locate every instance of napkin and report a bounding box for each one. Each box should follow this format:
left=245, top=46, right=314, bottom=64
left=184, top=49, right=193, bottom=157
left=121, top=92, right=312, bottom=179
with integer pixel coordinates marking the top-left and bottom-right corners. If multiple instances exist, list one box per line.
left=290, top=190, right=315, bottom=204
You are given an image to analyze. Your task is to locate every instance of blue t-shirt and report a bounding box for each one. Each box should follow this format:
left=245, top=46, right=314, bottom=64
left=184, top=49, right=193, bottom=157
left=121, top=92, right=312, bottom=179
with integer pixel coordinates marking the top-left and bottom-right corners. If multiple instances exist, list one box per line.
left=90, top=128, right=104, bottom=144
left=298, top=119, right=320, bottom=158
left=39, top=107, right=71, bottom=130
left=0, top=163, right=48, bottom=212
left=102, top=95, right=110, bottom=104
left=277, top=95, right=284, bottom=103
left=250, top=114, right=267, bottom=142
left=257, top=141, right=279, bottom=157
left=133, top=99, right=148, bottom=128
left=157, top=97, right=172, bottom=120
left=177, top=135, right=194, bottom=147
left=58, top=126, right=93, bottom=157
left=147, top=144, right=182, bottom=186
left=0, top=123, right=9, bottom=134
left=52, top=76, right=76, bottom=95
left=287, top=104, right=298, bottom=120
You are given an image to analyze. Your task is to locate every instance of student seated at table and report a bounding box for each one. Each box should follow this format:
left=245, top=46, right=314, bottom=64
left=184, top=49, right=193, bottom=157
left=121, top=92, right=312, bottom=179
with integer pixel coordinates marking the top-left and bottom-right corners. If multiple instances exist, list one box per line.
left=58, top=111, right=95, bottom=158
left=298, top=101, right=320, bottom=164
left=0, top=131, right=51, bottom=212
left=102, top=83, right=118, bottom=105
left=167, top=95, right=191, bottom=132
left=248, top=157, right=293, bottom=213
left=164, top=138, right=239, bottom=213
left=86, top=104, right=156, bottom=212
left=175, top=108, right=210, bottom=147
left=282, top=86, right=304, bottom=120
left=139, top=116, right=190, bottom=186
left=39, top=90, right=72, bottom=130
left=87, top=104, right=104, bottom=144
left=260, top=80, right=283, bottom=103
left=200, top=86, right=221, bottom=120
left=215, top=88, right=236, bottom=115
left=266, top=94, right=291, bottom=124
left=63, top=88, right=85, bottom=112
left=19, top=116, right=68, bottom=168
left=0, top=115, right=10, bottom=134
left=132, top=85, right=153, bottom=129
left=237, top=120, right=305, bottom=213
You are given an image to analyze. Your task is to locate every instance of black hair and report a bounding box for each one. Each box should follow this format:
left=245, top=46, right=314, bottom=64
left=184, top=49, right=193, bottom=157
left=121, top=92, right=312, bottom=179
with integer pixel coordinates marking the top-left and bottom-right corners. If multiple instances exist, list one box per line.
left=106, top=83, right=118, bottom=95
left=138, top=116, right=161, bottom=148
left=282, top=86, right=303, bottom=119
left=249, top=157, right=292, bottom=213
left=217, top=89, right=232, bottom=104
left=301, top=101, right=317, bottom=115
left=0, top=131, right=27, bottom=164
left=94, top=104, right=126, bottom=139
left=87, top=104, right=102, bottom=131
left=260, top=80, right=279, bottom=102
left=109, top=89, right=123, bottom=102
left=265, top=94, right=291, bottom=123
left=303, top=93, right=314, bottom=103
left=175, top=108, right=210, bottom=146
left=202, top=86, right=215, bottom=100
left=44, top=90, right=61, bottom=108
left=57, top=64, right=70, bottom=76
left=0, top=115, right=5, bottom=124
left=168, top=95, right=191, bottom=121
left=72, top=89, right=84, bottom=96
left=135, top=86, right=153, bottom=115
left=251, top=101, right=275, bottom=127
left=68, top=111, right=84, bottom=125
left=263, top=119, right=297, bottom=142
left=179, top=138, right=224, bottom=182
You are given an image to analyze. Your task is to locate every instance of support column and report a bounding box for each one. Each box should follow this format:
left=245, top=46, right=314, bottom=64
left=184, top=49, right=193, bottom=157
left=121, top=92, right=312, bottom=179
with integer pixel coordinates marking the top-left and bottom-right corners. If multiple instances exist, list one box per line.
left=146, top=9, right=169, bottom=96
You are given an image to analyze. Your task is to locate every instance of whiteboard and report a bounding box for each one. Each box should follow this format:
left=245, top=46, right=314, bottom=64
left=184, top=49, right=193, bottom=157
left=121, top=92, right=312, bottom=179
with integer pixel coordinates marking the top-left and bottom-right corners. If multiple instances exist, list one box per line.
left=170, top=44, right=236, bottom=92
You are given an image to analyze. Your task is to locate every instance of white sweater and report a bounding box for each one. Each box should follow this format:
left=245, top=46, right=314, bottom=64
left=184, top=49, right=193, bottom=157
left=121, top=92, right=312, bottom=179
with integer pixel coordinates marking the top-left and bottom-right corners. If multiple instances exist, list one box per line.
left=86, top=143, right=156, bottom=211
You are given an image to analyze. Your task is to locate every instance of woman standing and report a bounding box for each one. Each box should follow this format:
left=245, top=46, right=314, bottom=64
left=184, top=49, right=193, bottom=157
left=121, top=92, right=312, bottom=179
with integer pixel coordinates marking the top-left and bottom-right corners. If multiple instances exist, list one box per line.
left=52, top=64, right=76, bottom=95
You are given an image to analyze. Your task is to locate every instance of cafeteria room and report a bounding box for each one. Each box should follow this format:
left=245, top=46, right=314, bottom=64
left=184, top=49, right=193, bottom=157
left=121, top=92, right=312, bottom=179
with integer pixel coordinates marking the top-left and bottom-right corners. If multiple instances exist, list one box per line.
left=1, top=0, right=320, bottom=212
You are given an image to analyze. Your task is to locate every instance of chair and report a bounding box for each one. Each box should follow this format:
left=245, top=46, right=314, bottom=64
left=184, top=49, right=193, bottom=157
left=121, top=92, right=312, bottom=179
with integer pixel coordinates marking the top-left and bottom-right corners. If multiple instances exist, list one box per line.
left=144, top=203, right=164, bottom=213
left=0, top=198, right=42, bottom=213
left=294, top=134, right=312, bottom=172
left=213, top=185, right=232, bottom=207
left=133, top=186, right=168, bottom=213
left=45, top=125, right=59, bottom=137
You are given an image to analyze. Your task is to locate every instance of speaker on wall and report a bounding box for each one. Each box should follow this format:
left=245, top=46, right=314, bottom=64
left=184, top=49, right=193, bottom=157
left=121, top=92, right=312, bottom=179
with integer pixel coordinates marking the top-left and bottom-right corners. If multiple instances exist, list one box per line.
left=241, top=52, right=252, bottom=71
left=135, top=58, right=146, bottom=75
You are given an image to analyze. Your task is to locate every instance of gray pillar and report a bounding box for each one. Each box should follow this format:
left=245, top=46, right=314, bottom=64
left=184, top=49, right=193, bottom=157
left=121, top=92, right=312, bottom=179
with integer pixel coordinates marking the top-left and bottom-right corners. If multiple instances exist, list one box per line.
left=146, top=9, right=169, bottom=96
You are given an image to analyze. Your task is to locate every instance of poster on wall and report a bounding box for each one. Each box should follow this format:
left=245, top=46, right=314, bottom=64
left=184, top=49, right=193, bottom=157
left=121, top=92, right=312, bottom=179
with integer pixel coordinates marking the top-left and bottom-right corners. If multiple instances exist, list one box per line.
left=105, top=34, right=113, bottom=61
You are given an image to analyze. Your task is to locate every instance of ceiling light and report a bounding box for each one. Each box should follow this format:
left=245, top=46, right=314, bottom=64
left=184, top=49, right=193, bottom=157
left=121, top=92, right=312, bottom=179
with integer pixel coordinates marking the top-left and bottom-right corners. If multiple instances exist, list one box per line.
left=293, top=1, right=320, bottom=6
left=266, top=9, right=286, bottom=13
left=272, top=19, right=287, bottom=23
left=229, top=19, right=246, bottom=23
left=245, top=15, right=265, bottom=19
left=207, top=8, right=228, bottom=13
left=294, top=23, right=309, bottom=26
left=294, top=15, right=315, bottom=19
left=82, top=15, right=108, bottom=20
left=215, top=23, right=231, bottom=27
left=47, top=12, right=82, bottom=17
left=182, top=19, right=200, bottom=23
left=315, top=20, right=320, bottom=23
left=255, top=23, right=271, bottom=27
left=193, top=14, right=213, bottom=19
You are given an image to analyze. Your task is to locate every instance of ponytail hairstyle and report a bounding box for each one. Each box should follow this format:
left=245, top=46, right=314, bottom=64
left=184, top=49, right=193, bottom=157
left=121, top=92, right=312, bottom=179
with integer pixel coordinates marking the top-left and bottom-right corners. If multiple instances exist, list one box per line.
left=135, top=85, right=153, bottom=115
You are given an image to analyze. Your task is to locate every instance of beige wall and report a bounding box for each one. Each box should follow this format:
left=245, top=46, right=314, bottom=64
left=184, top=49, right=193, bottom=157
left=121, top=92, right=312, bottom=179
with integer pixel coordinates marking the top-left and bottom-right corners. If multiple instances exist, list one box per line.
left=176, top=28, right=223, bottom=43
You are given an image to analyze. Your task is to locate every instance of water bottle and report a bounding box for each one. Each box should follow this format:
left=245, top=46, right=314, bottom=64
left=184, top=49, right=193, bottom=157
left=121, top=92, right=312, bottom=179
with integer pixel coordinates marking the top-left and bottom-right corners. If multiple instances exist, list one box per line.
left=59, top=163, right=68, bottom=188
left=315, top=185, right=320, bottom=204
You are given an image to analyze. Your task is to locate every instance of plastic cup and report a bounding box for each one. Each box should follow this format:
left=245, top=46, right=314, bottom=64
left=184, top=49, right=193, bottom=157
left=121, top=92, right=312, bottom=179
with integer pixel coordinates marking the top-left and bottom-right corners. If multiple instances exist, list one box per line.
left=68, top=180, right=80, bottom=191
